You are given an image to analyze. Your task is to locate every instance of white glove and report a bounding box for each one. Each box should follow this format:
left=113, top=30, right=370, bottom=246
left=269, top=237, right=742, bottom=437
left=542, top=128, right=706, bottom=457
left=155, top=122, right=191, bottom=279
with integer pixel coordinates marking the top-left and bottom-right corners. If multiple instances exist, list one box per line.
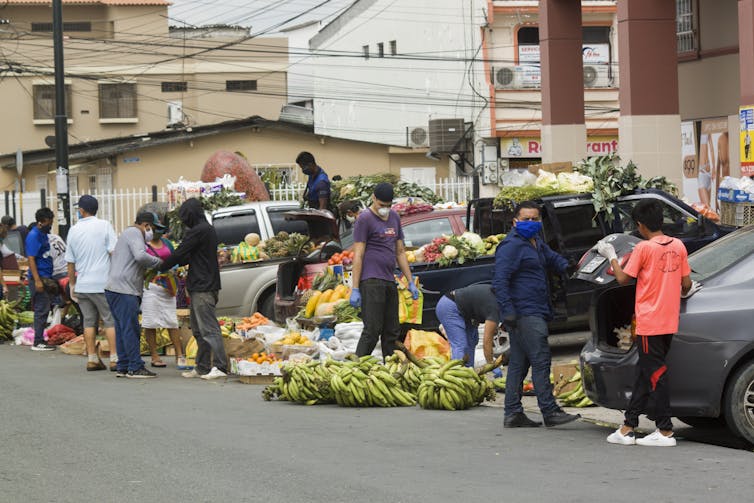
left=681, top=280, right=702, bottom=299
left=596, top=240, right=618, bottom=263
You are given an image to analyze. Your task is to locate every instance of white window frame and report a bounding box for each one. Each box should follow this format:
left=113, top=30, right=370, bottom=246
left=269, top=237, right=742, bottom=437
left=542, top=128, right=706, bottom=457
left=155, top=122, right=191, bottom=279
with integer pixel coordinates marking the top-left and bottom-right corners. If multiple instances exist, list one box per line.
left=676, top=0, right=698, bottom=54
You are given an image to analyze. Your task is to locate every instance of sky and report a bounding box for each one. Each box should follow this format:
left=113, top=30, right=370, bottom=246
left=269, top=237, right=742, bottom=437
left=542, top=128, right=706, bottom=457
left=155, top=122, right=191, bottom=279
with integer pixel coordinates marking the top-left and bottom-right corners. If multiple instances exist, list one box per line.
left=168, top=0, right=355, bottom=33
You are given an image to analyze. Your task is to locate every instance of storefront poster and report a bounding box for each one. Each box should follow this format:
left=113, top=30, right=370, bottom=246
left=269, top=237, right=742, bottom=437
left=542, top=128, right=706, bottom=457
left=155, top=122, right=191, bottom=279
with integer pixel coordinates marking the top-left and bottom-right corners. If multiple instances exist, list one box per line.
left=699, top=118, right=730, bottom=212
left=740, top=106, right=754, bottom=176
left=499, top=136, right=618, bottom=158
left=680, top=121, right=699, bottom=204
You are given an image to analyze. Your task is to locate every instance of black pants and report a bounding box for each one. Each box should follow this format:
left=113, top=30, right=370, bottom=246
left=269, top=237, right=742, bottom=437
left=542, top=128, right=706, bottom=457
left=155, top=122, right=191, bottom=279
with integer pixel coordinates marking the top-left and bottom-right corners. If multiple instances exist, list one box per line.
left=355, top=279, right=399, bottom=358
left=625, top=334, right=673, bottom=431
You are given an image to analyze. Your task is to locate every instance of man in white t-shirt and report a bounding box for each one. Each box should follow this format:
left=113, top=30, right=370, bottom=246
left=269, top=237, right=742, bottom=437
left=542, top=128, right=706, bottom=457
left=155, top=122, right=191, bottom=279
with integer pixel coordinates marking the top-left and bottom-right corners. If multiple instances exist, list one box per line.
left=65, top=195, right=118, bottom=372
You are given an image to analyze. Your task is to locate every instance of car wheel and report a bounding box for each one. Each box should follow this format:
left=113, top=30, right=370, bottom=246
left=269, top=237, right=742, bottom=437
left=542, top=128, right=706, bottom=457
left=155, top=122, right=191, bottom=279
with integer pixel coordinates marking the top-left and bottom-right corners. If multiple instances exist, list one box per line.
left=723, top=360, right=754, bottom=445
left=678, top=416, right=726, bottom=429
left=257, top=292, right=275, bottom=321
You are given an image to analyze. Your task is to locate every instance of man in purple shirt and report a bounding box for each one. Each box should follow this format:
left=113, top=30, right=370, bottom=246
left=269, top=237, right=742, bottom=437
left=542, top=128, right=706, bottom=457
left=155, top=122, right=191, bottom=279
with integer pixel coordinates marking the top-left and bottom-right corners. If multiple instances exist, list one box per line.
left=350, top=183, right=420, bottom=357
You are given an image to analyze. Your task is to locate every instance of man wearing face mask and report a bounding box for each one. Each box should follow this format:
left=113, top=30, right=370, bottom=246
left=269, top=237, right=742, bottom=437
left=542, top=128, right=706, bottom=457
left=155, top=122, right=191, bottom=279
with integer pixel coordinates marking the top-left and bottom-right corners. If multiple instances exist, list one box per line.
left=26, top=207, right=57, bottom=351
left=296, top=151, right=331, bottom=211
left=350, top=183, right=419, bottom=358
left=493, top=201, right=579, bottom=428
left=105, top=212, right=164, bottom=378
left=337, top=200, right=361, bottom=231
left=66, top=195, right=119, bottom=371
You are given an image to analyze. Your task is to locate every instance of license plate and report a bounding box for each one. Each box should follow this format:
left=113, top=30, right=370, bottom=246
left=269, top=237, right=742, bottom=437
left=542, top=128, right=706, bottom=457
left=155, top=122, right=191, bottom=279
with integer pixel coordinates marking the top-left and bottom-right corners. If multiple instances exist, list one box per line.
left=580, top=256, right=606, bottom=274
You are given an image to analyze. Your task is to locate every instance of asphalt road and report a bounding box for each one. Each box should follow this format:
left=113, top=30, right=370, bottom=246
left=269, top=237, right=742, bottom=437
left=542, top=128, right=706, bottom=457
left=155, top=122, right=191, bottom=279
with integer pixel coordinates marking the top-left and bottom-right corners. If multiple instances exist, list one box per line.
left=2, top=344, right=753, bottom=503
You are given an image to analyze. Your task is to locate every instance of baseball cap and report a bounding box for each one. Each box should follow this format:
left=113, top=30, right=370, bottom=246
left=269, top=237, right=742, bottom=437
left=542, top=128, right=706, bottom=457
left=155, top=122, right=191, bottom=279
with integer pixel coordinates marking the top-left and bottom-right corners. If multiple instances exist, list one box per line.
left=135, top=211, right=166, bottom=231
left=76, top=195, right=99, bottom=215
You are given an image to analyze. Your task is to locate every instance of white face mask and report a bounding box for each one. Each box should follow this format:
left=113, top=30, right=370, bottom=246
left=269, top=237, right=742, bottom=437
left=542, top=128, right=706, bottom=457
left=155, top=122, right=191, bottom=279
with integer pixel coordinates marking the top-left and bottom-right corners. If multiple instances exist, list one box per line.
left=377, top=207, right=390, bottom=218
left=346, top=215, right=356, bottom=223
left=144, top=229, right=154, bottom=243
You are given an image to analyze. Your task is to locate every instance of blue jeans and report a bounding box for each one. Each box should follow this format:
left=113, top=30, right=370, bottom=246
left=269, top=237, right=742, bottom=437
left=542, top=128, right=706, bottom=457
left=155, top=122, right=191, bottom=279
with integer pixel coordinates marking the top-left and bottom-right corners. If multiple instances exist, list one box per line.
left=105, top=290, right=144, bottom=372
left=32, top=289, right=52, bottom=345
left=435, top=296, right=478, bottom=366
left=504, top=315, right=559, bottom=417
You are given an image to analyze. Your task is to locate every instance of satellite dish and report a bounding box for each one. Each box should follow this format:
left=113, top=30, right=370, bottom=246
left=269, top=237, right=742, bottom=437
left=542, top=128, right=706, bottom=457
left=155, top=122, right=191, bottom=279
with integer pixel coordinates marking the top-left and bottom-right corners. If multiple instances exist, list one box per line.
left=44, top=135, right=56, bottom=148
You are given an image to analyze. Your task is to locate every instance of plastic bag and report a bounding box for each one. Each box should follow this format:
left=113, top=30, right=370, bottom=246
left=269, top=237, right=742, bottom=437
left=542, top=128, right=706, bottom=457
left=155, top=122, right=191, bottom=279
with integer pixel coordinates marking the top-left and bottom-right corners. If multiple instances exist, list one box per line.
left=403, top=329, right=450, bottom=360
left=500, top=169, right=536, bottom=187
left=396, top=276, right=423, bottom=325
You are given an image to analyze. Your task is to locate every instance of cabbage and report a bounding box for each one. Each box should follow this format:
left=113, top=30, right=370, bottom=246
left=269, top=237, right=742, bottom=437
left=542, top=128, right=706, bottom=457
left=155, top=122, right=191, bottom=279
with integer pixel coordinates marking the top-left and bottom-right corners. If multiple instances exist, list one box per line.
left=460, top=232, right=485, bottom=253
left=442, top=245, right=458, bottom=259
left=535, top=170, right=559, bottom=190
left=557, top=172, right=594, bottom=193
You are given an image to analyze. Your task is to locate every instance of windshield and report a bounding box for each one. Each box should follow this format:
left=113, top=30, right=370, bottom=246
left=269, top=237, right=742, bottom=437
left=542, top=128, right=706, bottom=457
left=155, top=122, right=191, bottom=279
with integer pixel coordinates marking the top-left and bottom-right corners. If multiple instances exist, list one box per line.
left=688, top=226, right=754, bottom=280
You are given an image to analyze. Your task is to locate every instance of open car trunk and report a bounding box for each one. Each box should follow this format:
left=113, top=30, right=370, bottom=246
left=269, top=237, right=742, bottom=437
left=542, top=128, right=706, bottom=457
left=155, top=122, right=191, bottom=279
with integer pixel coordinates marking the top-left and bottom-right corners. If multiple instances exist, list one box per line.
left=590, top=285, right=636, bottom=353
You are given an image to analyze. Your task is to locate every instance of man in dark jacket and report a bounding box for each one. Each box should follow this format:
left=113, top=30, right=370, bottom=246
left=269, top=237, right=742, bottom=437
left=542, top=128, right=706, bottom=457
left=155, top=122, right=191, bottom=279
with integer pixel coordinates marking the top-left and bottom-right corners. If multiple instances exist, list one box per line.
left=160, top=198, right=227, bottom=380
left=493, top=200, right=579, bottom=428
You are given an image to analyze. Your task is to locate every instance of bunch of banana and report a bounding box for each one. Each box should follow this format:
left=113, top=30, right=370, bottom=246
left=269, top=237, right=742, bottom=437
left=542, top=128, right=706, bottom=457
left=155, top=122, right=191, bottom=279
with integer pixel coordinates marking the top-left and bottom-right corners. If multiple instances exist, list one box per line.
left=492, top=376, right=506, bottom=391
left=0, top=300, right=20, bottom=340
left=384, top=351, right=421, bottom=394
left=415, top=359, right=497, bottom=411
left=263, top=360, right=336, bottom=405
left=17, top=311, right=35, bottom=326
left=555, top=370, right=594, bottom=408
left=330, top=355, right=416, bottom=407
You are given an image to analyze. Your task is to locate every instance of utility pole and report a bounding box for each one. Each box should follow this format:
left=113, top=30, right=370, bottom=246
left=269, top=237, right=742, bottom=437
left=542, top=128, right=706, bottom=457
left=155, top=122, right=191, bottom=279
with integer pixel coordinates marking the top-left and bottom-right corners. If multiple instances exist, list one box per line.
left=52, top=0, right=71, bottom=239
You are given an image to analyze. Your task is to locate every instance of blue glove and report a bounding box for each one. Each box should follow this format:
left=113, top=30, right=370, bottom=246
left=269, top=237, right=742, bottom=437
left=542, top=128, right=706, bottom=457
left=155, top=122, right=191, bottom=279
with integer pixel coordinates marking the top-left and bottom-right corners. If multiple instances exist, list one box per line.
left=349, top=288, right=361, bottom=308
left=492, top=367, right=503, bottom=379
left=407, top=280, right=420, bottom=300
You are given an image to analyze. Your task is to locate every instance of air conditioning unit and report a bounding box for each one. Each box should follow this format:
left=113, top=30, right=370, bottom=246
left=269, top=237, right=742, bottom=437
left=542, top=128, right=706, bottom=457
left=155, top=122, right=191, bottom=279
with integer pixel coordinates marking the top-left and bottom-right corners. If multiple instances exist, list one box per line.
left=493, top=65, right=540, bottom=89
left=428, top=118, right=466, bottom=153
left=406, top=126, right=429, bottom=148
left=493, top=66, right=522, bottom=89
left=167, top=101, right=183, bottom=126
left=583, top=64, right=612, bottom=88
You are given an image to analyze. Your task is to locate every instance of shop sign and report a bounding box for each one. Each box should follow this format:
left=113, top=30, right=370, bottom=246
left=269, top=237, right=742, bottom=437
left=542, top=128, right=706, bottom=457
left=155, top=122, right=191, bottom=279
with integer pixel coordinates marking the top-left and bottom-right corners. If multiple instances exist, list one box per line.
left=499, top=136, right=618, bottom=158
left=740, top=106, right=754, bottom=176
left=517, top=44, right=610, bottom=64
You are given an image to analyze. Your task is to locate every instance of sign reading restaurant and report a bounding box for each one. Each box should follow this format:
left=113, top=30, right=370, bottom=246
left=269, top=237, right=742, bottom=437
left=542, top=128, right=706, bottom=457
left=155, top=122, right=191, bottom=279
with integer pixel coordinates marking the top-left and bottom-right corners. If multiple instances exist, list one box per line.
left=500, top=137, right=619, bottom=158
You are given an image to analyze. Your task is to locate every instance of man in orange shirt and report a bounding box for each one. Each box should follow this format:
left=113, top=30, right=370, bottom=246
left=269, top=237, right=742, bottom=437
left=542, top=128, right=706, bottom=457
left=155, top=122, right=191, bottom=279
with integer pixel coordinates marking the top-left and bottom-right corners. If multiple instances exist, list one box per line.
left=596, top=199, right=694, bottom=447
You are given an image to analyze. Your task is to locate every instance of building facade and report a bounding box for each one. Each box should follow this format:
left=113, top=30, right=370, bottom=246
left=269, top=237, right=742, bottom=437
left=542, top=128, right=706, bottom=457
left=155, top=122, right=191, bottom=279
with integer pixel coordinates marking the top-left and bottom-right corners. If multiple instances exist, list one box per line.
left=0, top=0, right=288, bottom=193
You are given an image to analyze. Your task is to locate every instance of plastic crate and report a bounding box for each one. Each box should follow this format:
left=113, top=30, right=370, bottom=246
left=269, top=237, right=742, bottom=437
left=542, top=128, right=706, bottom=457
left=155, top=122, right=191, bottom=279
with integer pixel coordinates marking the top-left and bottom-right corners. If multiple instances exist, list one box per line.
left=719, top=201, right=754, bottom=227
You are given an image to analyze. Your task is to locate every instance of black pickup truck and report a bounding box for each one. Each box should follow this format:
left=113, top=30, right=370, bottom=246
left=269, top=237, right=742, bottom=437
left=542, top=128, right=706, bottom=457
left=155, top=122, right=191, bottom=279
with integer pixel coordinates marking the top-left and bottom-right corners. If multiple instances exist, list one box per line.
left=276, top=189, right=733, bottom=332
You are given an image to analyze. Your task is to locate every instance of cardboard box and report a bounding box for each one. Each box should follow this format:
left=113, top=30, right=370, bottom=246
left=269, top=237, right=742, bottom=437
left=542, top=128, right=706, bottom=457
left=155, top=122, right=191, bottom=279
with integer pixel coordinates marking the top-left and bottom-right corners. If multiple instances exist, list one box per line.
left=527, top=161, right=574, bottom=175
left=717, top=188, right=754, bottom=203
left=239, top=375, right=276, bottom=385
left=552, top=363, right=581, bottom=396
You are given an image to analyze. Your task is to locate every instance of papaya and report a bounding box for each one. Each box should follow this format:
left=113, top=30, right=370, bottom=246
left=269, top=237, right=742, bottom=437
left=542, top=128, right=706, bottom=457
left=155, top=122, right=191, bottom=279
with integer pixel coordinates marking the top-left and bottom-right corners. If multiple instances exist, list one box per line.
left=305, top=291, right=323, bottom=318
left=318, top=289, right=335, bottom=305
left=315, top=299, right=347, bottom=317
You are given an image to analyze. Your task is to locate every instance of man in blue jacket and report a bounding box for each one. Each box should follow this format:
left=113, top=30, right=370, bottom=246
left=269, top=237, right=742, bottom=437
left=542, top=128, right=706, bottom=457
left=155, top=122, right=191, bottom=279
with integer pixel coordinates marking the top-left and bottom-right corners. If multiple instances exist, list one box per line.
left=296, top=151, right=331, bottom=211
left=493, top=201, right=579, bottom=428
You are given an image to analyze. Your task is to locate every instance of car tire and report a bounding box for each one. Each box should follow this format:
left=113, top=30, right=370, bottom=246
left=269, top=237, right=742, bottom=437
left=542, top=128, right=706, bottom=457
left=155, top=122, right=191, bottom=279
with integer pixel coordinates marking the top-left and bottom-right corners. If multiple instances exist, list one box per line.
left=257, top=292, right=275, bottom=321
left=678, top=416, right=726, bottom=429
left=723, top=360, right=754, bottom=445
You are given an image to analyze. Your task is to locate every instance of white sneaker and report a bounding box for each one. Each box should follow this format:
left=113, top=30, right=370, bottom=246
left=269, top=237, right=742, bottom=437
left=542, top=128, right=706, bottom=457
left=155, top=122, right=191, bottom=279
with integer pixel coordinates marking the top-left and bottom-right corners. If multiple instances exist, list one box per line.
left=606, top=428, right=636, bottom=445
left=199, top=367, right=227, bottom=380
left=636, top=429, right=677, bottom=447
left=31, top=343, right=56, bottom=351
left=182, top=369, right=199, bottom=378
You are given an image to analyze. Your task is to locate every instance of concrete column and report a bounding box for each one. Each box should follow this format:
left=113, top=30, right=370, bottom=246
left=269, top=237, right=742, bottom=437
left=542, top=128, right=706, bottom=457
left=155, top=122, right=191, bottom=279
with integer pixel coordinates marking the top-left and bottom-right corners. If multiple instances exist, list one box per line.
left=540, top=0, right=586, bottom=164
left=617, top=0, right=682, bottom=187
left=740, top=0, right=754, bottom=105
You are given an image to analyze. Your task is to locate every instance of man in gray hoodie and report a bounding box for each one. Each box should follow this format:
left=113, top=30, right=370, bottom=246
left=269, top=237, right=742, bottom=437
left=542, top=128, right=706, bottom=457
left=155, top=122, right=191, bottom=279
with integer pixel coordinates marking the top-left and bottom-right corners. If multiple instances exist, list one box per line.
left=105, top=212, right=164, bottom=379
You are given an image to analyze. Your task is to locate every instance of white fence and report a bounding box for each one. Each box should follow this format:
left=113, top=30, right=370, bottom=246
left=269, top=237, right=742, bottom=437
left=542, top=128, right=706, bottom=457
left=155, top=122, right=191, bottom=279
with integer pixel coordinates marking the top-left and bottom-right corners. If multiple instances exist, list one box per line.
left=2, top=177, right=474, bottom=235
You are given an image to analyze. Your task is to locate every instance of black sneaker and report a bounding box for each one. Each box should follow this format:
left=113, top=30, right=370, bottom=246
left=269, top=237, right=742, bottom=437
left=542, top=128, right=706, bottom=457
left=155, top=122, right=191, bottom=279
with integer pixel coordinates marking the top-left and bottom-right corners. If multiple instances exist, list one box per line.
left=115, top=369, right=128, bottom=378
left=126, top=368, right=157, bottom=379
left=504, top=412, right=542, bottom=428
left=543, top=409, right=581, bottom=427
left=31, top=343, right=57, bottom=351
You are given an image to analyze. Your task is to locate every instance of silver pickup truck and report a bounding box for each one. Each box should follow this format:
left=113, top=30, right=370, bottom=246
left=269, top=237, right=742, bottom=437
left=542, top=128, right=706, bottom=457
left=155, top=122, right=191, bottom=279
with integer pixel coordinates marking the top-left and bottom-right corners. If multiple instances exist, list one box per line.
left=211, top=201, right=308, bottom=319
left=211, top=203, right=339, bottom=319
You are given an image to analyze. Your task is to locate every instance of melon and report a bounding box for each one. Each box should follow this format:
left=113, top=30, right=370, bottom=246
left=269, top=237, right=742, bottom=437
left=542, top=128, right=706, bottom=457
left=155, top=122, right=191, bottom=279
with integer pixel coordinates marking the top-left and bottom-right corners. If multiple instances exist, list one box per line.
left=202, top=150, right=270, bottom=201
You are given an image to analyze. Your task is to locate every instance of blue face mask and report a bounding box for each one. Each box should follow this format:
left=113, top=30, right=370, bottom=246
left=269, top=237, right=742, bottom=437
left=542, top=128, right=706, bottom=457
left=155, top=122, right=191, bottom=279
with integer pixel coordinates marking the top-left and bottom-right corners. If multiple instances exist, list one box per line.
left=515, top=220, right=542, bottom=239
